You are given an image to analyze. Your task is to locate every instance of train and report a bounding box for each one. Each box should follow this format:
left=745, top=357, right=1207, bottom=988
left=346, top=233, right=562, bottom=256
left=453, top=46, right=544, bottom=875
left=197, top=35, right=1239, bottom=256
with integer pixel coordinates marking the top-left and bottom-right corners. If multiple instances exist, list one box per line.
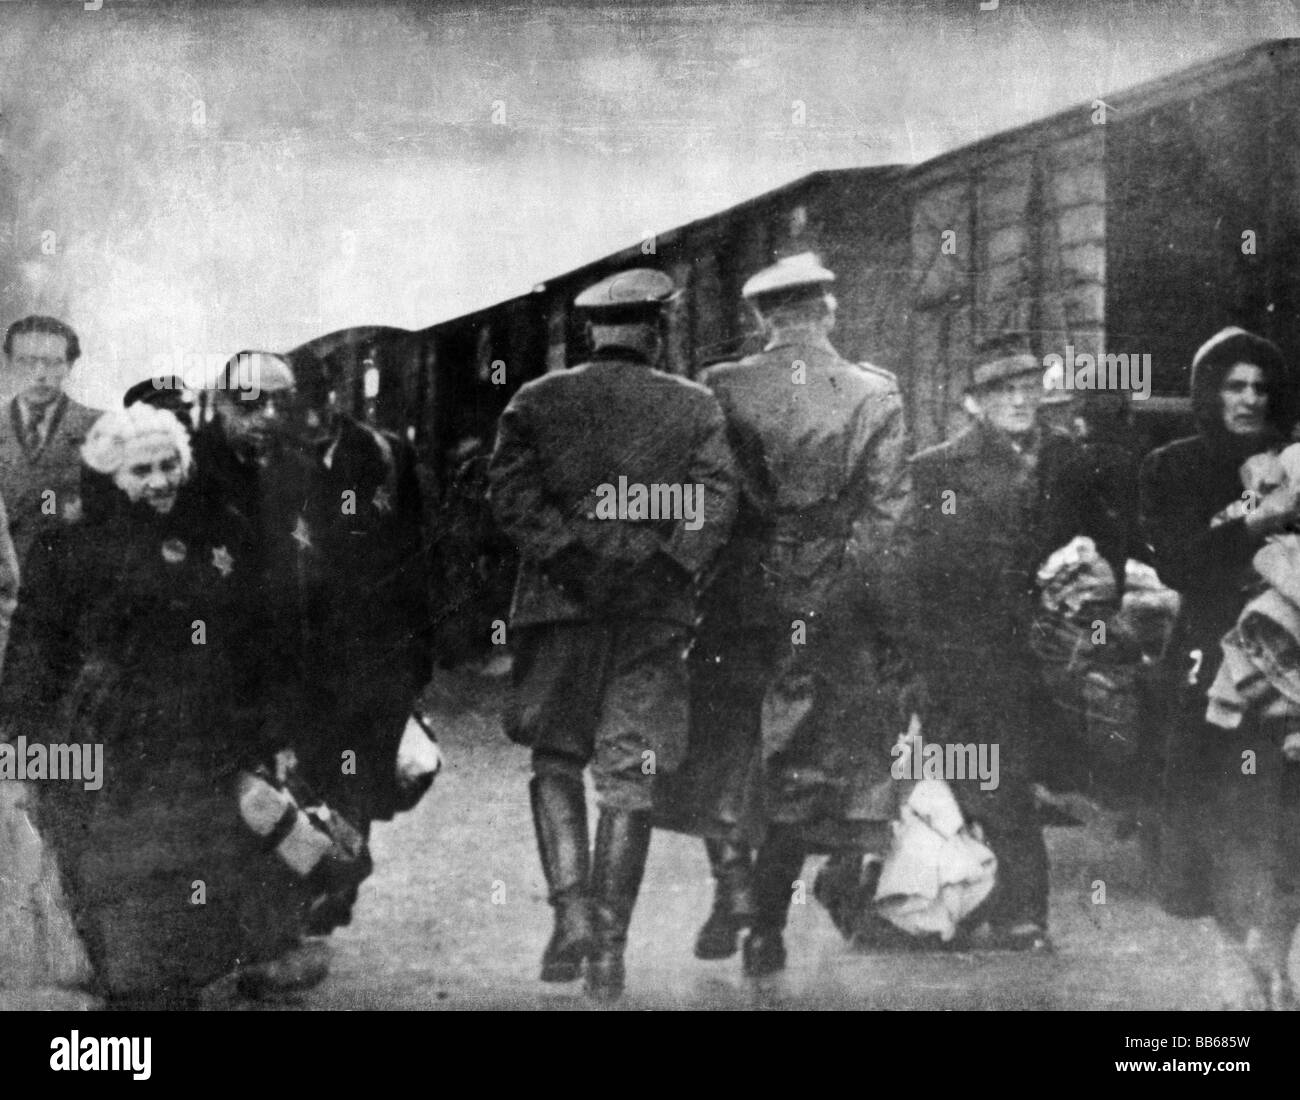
left=287, top=37, right=1300, bottom=497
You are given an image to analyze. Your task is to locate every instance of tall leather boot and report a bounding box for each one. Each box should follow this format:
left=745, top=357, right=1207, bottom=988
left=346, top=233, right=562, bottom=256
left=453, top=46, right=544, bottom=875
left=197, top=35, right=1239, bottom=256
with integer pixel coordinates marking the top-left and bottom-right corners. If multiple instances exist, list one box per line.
left=742, top=827, right=805, bottom=978
left=530, top=775, right=594, bottom=982
left=694, top=838, right=757, bottom=960
left=585, top=808, right=652, bottom=1001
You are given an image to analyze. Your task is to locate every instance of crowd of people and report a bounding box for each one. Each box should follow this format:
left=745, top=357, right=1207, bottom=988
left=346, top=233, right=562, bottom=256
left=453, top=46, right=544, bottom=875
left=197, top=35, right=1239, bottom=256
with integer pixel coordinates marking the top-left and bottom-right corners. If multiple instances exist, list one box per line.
left=0, top=249, right=1298, bottom=1012
left=0, top=317, right=435, bottom=1007
left=488, top=255, right=1300, bottom=1010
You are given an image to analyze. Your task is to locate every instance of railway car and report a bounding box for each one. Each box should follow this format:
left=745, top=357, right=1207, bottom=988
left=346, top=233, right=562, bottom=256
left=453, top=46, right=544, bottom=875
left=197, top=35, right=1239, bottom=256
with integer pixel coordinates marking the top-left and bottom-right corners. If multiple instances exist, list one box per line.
left=895, top=36, right=1300, bottom=454
left=265, top=38, right=1300, bottom=669
left=285, top=38, right=1300, bottom=502
left=390, top=38, right=1300, bottom=464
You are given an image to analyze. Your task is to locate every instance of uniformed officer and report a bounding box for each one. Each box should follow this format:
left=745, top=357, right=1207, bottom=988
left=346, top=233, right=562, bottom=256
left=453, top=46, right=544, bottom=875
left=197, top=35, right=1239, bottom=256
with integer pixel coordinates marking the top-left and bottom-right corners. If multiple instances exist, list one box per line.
left=655, top=253, right=911, bottom=976
left=488, top=268, right=738, bottom=999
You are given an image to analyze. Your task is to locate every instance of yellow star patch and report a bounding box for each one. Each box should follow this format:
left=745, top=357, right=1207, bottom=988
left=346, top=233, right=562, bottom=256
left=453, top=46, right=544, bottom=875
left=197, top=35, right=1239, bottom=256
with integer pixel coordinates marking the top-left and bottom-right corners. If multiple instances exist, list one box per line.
left=212, top=545, right=235, bottom=577
left=291, top=515, right=313, bottom=551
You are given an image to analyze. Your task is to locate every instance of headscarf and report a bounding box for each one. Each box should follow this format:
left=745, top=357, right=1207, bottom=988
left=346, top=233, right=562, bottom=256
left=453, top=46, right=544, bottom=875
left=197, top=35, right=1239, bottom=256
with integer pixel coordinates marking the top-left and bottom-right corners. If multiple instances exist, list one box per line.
left=1189, top=326, right=1296, bottom=446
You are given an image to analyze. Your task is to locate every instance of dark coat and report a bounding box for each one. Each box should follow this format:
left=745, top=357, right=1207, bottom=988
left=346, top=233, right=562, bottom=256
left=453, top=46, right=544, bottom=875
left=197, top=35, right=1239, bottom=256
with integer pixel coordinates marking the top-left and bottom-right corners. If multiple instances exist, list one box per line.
left=487, top=349, right=739, bottom=762
left=488, top=350, right=739, bottom=630
left=654, top=338, right=911, bottom=851
left=195, top=414, right=433, bottom=824
left=297, top=417, right=433, bottom=822
left=1137, top=350, right=1299, bottom=931
left=1, top=482, right=306, bottom=999
left=1139, top=334, right=1299, bottom=674
left=901, top=420, right=1128, bottom=824
left=1139, top=432, right=1274, bottom=674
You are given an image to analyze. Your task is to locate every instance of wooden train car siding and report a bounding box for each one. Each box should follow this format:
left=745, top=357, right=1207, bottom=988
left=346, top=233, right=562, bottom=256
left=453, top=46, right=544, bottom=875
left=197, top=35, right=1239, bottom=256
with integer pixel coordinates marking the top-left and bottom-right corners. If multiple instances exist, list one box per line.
left=383, top=39, right=1300, bottom=470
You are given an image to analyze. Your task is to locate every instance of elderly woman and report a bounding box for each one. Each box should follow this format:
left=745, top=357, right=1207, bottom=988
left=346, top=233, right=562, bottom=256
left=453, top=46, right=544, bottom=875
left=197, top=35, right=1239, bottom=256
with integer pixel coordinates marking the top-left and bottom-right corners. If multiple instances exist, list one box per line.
left=1, top=404, right=311, bottom=1006
left=1140, top=326, right=1300, bottom=1010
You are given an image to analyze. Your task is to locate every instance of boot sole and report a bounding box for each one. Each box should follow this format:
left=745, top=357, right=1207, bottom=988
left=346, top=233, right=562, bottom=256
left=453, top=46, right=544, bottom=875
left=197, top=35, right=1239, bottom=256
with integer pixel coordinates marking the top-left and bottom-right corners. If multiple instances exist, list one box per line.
left=540, top=934, right=595, bottom=982
left=694, top=925, right=741, bottom=960
left=694, top=940, right=740, bottom=961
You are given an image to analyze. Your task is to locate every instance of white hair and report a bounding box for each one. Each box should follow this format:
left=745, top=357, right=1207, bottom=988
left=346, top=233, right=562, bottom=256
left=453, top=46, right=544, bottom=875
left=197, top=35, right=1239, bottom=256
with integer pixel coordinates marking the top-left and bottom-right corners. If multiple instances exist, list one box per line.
left=82, top=404, right=193, bottom=478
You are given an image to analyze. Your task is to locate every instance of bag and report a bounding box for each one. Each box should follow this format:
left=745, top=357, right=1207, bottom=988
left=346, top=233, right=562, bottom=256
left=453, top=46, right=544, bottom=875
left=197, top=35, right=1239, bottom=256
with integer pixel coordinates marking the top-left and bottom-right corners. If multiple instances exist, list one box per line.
left=874, top=776, right=997, bottom=942
left=237, top=767, right=368, bottom=886
left=393, top=712, right=443, bottom=813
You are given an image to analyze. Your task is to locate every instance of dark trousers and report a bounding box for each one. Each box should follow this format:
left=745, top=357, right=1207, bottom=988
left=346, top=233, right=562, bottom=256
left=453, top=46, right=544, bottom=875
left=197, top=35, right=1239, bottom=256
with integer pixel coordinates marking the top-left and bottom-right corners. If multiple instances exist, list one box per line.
left=972, top=793, right=1050, bottom=928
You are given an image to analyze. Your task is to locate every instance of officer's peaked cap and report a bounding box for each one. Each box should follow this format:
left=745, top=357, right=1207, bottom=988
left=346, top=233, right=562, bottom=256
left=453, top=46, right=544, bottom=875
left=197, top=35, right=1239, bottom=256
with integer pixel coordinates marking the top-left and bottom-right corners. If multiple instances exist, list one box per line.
left=970, top=352, right=1041, bottom=392
left=742, top=252, right=835, bottom=303
left=575, top=268, right=676, bottom=321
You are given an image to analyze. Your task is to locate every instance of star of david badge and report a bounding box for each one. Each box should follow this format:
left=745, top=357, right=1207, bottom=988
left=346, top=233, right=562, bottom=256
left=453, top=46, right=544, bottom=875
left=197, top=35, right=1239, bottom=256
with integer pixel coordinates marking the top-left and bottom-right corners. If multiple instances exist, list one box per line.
left=372, top=485, right=393, bottom=514
left=212, top=545, right=235, bottom=578
left=291, top=515, right=313, bottom=551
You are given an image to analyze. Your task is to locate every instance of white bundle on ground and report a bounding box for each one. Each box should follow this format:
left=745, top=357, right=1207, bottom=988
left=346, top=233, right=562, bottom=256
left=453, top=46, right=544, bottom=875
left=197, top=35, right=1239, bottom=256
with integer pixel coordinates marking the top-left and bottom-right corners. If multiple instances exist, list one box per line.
left=874, top=776, right=997, bottom=942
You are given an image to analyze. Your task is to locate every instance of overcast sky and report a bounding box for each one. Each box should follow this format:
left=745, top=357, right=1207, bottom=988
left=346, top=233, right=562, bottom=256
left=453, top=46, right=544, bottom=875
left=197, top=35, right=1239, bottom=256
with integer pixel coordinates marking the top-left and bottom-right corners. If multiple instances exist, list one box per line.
left=1, top=0, right=1296, bottom=407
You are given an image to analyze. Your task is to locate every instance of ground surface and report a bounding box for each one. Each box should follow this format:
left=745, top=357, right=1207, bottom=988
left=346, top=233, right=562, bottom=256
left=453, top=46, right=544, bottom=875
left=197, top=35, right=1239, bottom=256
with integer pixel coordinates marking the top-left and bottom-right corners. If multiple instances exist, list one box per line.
left=284, top=667, right=1294, bottom=1012
left=5, top=664, right=1291, bottom=1012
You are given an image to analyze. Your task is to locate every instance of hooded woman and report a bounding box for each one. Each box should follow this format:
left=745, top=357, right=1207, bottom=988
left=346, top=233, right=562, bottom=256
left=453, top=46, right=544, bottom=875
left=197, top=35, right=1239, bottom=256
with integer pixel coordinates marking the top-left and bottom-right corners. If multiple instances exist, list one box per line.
left=0, top=404, right=312, bottom=1006
left=1139, top=326, right=1300, bottom=1010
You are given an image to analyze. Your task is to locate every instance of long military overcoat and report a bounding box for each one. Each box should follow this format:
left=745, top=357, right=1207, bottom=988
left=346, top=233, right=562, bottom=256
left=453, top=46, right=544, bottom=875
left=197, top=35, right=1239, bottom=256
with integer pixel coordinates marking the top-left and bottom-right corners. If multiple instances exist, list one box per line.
left=653, top=336, right=912, bottom=853
left=488, top=348, right=738, bottom=768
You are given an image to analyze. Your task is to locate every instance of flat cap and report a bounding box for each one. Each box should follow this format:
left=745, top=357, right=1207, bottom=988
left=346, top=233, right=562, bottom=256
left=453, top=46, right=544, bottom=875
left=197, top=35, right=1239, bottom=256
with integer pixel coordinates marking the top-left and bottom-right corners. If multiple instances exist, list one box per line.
left=574, top=268, right=676, bottom=316
left=741, top=252, right=835, bottom=301
left=970, top=352, right=1041, bottom=391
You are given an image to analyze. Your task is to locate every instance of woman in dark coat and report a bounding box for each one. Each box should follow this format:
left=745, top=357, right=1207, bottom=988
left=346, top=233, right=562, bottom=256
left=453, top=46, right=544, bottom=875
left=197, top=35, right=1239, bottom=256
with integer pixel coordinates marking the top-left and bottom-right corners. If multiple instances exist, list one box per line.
left=2, top=404, right=310, bottom=1006
left=1139, top=326, right=1300, bottom=1010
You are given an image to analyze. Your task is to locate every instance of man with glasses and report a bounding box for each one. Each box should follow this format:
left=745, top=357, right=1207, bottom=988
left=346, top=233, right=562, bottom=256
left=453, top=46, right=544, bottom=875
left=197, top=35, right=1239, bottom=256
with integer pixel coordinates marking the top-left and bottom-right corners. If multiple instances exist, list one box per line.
left=0, top=316, right=98, bottom=563
left=200, top=352, right=434, bottom=974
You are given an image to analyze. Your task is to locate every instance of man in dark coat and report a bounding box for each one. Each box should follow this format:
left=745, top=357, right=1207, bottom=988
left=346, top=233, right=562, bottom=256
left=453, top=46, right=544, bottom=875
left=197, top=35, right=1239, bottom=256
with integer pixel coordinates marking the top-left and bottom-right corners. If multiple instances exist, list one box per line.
left=1139, top=326, right=1300, bottom=1009
left=202, top=351, right=434, bottom=936
left=901, top=351, right=1129, bottom=953
left=488, top=268, right=738, bottom=999
left=654, top=253, right=911, bottom=976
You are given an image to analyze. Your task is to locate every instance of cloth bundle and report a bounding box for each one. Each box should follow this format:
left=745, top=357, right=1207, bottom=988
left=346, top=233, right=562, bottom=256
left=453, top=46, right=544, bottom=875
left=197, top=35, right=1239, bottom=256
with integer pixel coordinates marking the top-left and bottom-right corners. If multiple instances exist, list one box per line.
left=1207, top=444, right=1300, bottom=729
left=393, top=712, right=443, bottom=813
left=1036, top=535, right=1119, bottom=617
left=1030, top=536, right=1139, bottom=761
left=874, top=775, right=998, bottom=942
